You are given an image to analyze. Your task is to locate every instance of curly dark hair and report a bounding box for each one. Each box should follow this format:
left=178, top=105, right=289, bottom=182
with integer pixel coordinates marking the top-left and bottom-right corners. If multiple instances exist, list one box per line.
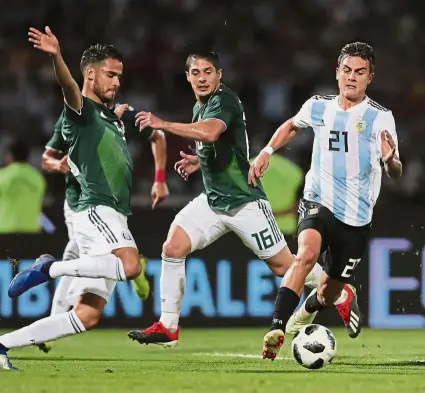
left=185, top=50, right=220, bottom=71
left=80, top=44, right=123, bottom=73
left=338, top=42, right=375, bottom=73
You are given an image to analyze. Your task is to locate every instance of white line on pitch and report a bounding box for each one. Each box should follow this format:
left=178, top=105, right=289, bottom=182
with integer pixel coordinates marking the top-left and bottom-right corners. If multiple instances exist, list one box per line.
left=194, top=352, right=294, bottom=360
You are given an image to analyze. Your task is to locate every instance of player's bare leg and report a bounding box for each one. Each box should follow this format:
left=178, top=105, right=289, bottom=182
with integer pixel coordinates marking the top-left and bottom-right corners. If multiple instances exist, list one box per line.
left=128, top=225, right=190, bottom=347
left=0, top=293, right=106, bottom=370
left=262, top=228, right=321, bottom=360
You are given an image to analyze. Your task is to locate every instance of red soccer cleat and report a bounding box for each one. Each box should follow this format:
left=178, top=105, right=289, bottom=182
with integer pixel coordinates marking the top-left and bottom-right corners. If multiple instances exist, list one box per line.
left=128, top=322, right=179, bottom=347
left=335, top=284, right=362, bottom=338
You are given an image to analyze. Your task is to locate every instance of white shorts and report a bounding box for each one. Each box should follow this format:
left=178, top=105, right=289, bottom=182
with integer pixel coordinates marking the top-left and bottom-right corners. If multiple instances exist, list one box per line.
left=68, top=205, right=137, bottom=303
left=64, top=200, right=76, bottom=240
left=173, top=194, right=287, bottom=259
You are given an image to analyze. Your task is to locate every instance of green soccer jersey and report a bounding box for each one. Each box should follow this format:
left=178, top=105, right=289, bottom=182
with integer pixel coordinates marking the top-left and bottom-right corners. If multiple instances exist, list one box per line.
left=193, top=84, right=266, bottom=211
left=46, top=111, right=81, bottom=211
left=62, top=96, right=133, bottom=215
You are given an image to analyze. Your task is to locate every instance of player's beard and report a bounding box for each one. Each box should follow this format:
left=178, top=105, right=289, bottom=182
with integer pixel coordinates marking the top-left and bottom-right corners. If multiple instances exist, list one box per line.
left=94, top=80, right=113, bottom=105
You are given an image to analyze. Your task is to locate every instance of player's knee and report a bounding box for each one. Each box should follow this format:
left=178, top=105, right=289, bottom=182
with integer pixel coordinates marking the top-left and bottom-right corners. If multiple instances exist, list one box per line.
left=162, top=239, right=189, bottom=259
left=73, top=304, right=102, bottom=331
left=295, top=248, right=318, bottom=272
left=124, top=258, right=142, bottom=280
left=269, top=265, right=286, bottom=277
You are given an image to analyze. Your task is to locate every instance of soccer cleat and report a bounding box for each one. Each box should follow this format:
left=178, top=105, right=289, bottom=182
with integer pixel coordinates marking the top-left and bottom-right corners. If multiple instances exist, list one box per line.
left=0, top=350, right=18, bottom=371
left=8, top=254, right=56, bottom=298
left=131, top=254, right=150, bottom=301
left=37, top=342, right=53, bottom=354
left=285, top=289, right=319, bottom=335
left=128, top=322, right=179, bottom=347
left=262, top=329, right=285, bottom=360
left=335, top=284, right=362, bottom=338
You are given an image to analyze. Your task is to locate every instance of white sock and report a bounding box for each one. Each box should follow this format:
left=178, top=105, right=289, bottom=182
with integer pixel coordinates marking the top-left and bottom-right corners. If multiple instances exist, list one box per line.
left=159, top=254, right=186, bottom=332
left=51, top=276, right=74, bottom=315
left=50, top=239, right=80, bottom=315
left=304, top=262, right=324, bottom=289
left=334, top=287, right=348, bottom=305
left=49, top=254, right=126, bottom=281
left=0, top=310, right=86, bottom=349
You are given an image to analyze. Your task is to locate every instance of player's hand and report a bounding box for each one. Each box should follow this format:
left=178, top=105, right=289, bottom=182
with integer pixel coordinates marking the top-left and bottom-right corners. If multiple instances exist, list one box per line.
left=381, top=130, right=396, bottom=163
left=28, top=26, right=60, bottom=56
left=174, top=151, right=200, bottom=181
left=57, top=155, right=70, bottom=174
left=135, top=112, right=166, bottom=131
left=248, top=151, right=271, bottom=187
left=114, top=104, right=129, bottom=119
left=151, top=181, right=169, bottom=209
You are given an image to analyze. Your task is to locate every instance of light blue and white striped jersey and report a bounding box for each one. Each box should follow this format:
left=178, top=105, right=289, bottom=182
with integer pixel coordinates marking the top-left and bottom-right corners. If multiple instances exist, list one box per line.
left=293, top=95, right=399, bottom=227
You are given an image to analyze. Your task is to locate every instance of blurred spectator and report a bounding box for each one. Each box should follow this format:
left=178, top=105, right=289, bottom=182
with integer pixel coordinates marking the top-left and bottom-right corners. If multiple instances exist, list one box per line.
left=0, top=141, right=46, bottom=233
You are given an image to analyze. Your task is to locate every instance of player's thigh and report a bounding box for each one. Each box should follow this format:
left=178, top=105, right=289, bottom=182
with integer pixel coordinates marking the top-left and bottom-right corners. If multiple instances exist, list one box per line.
left=74, top=206, right=137, bottom=257
left=326, top=221, right=371, bottom=282
left=172, top=194, right=228, bottom=253
left=224, top=199, right=287, bottom=259
left=297, top=199, right=332, bottom=258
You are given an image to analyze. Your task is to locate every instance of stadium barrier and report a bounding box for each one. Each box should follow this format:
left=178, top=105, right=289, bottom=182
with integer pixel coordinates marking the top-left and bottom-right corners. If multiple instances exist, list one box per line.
left=0, top=203, right=423, bottom=329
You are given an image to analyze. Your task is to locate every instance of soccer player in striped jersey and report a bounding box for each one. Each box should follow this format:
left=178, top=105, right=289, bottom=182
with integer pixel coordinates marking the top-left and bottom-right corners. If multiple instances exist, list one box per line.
left=249, top=42, right=402, bottom=360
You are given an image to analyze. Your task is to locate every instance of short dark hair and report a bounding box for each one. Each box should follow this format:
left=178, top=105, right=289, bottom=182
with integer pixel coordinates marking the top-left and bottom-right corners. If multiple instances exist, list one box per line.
left=338, top=42, right=375, bottom=73
left=80, top=44, right=123, bottom=73
left=185, top=51, right=220, bottom=72
left=8, top=141, right=29, bottom=162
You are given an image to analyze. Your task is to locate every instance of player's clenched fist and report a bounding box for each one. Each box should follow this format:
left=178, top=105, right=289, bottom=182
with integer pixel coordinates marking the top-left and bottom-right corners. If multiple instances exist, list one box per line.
left=248, top=151, right=271, bottom=187
left=28, top=26, right=60, bottom=56
left=135, top=111, right=166, bottom=131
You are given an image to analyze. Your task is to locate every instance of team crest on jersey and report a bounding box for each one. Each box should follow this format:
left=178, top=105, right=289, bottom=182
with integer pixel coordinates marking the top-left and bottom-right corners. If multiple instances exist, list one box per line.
left=355, top=120, right=366, bottom=133
left=308, top=208, right=319, bottom=215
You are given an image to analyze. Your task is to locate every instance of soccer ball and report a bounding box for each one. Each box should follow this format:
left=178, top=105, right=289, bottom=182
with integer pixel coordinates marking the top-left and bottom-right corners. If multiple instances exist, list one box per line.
left=291, top=324, right=337, bottom=369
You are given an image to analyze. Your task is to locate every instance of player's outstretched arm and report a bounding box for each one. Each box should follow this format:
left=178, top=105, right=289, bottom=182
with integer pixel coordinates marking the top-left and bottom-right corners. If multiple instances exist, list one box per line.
left=42, top=149, right=69, bottom=174
left=28, top=26, right=81, bottom=112
left=150, top=131, right=169, bottom=209
left=135, top=112, right=225, bottom=142
left=248, top=118, right=299, bottom=186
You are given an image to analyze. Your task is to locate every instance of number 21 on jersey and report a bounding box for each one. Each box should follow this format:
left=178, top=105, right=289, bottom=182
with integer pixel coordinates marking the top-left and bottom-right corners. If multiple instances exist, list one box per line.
left=329, top=130, right=348, bottom=153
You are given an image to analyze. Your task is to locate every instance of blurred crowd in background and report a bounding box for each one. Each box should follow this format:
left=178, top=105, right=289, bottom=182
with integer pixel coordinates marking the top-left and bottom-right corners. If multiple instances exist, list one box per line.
left=1, top=0, right=424, bottom=206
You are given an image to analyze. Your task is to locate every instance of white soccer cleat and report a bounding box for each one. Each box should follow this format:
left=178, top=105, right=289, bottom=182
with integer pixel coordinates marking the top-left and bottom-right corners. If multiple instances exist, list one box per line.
left=262, top=329, right=285, bottom=360
left=0, top=353, right=18, bottom=371
left=285, top=289, right=319, bottom=335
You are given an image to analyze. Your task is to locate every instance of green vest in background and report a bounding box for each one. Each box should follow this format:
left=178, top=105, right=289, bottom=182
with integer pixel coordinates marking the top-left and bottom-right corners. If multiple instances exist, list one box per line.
left=251, top=154, right=303, bottom=235
left=0, top=162, right=46, bottom=233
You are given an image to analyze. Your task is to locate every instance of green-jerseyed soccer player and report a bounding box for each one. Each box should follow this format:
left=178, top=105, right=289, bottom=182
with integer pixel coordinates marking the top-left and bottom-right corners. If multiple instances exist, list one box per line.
left=127, top=51, right=333, bottom=348
left=0, top=26, right=168, bottom=370
left=36, top=102, right=165, bottom=353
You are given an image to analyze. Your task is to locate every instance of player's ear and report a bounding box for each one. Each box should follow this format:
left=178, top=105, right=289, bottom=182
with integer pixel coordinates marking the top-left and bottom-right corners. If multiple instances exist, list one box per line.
left=86, top=66, right=95, bottom=82
left=186, top=71, right=190, bottom=83
left=217, top=69, right=223, bottom=80
left=368, top=73, right=374, bottom=85
left=335, top=67, right=339, bottom=81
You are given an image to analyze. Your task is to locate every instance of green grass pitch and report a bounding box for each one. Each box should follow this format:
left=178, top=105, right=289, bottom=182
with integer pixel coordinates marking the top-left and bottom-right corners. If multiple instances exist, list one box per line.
left=1, top=328, right=424, bottom=393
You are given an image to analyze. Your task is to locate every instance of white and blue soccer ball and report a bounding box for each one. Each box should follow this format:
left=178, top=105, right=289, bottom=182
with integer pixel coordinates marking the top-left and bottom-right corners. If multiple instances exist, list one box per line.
left=291, top=324, right=337, bottom=369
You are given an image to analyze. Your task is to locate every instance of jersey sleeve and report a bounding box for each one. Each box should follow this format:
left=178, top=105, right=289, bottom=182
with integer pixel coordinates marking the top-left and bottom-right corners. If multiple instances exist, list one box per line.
left=292, top=97, right=314, bottom=129
left=119, top=106, right=154, bottom=140
left=374, top=111, right=400, bottom=159
left=45, top=112, right=68, bottom=153
left=63, top=95, right=94, bottom=124
left=202, top=94, right=235, bottom=130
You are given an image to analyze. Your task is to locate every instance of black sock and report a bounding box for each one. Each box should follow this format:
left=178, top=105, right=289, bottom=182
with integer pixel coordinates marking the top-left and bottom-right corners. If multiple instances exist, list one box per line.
left=305, top=291, right=327, bottom=313
left=0, top=343, right=9, bottom=353
left=270, top=287, right=300, bottom=332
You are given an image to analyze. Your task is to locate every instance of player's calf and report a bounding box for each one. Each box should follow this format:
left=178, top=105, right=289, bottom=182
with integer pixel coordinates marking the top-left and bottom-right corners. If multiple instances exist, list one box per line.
left=113, top=247, right=141, bottom=280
